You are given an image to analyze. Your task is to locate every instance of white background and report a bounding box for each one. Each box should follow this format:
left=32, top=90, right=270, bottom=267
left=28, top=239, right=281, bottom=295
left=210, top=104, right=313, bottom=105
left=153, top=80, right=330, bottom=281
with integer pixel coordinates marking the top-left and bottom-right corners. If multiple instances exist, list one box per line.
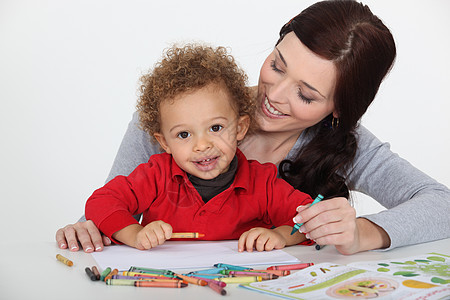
left=1, top=0, right=449, bottom=244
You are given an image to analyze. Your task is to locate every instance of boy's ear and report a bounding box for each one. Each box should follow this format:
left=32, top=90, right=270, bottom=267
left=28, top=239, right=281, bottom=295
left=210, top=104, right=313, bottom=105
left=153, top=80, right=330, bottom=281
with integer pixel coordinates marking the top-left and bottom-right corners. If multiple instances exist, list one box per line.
left=154, top=133, right=172, bottom=154
left=236, top=115, right=250, bottom=141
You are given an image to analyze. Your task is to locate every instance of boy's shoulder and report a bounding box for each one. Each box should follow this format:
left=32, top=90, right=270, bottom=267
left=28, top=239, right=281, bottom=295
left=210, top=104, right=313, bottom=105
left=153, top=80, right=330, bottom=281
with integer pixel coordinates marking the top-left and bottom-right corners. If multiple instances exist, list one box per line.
left=236, top=149, right=278, bottom=176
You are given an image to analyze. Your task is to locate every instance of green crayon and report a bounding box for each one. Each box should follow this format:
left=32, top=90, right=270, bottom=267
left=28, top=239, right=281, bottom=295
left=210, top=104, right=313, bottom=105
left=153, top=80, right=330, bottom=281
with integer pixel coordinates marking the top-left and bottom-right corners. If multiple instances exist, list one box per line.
left=100, top=267, right=112, bottom=281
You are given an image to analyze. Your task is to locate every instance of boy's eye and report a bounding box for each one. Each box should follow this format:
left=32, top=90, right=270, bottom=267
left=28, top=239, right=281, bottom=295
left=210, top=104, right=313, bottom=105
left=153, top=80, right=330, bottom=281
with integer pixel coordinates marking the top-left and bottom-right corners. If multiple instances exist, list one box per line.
left=210, top=125, right=223, bottom=132
left=177, top=131, right=190, bottom=139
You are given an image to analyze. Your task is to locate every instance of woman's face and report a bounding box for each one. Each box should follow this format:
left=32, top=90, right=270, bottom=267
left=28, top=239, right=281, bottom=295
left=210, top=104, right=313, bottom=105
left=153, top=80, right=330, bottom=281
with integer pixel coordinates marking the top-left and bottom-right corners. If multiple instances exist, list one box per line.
left=256, top=32, right=337, bottom=134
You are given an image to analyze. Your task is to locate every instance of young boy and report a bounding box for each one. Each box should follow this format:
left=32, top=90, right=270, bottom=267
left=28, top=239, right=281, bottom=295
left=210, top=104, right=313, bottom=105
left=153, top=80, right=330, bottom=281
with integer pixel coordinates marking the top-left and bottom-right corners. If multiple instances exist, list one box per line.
left=85, top=44, right=313, bottom=252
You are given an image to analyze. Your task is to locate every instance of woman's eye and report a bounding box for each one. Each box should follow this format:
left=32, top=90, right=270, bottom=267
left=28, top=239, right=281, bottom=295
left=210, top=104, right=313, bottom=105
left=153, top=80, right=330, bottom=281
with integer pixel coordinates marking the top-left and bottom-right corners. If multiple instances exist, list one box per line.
left=270, top=60, right=283, bottom=73
left=177, top=131, right=190, bottom=139
left=298, top=89, right=314, bottom=104
left=210, top=125, right=223, bottom=132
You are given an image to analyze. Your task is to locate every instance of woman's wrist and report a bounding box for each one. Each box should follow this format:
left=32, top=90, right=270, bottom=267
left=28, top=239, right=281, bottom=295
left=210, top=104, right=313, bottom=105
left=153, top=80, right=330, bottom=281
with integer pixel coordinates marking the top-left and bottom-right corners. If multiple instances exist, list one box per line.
left=356, top=218, right=391, bottom=252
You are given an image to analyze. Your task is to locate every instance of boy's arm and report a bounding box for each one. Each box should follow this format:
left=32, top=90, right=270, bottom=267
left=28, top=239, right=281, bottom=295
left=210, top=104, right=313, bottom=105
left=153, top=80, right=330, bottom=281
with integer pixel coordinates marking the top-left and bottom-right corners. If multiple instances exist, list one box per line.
left=112, top=224, right=143, bottom=247
left=272, top=225, right=306, bottom=246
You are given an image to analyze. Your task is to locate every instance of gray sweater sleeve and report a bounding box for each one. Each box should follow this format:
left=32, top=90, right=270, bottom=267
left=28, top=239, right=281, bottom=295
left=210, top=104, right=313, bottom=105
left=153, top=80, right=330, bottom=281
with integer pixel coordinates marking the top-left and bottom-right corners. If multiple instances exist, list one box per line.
left=348, top=125, right=450, bottom=250
left=78, top=111, right=161, bottom=222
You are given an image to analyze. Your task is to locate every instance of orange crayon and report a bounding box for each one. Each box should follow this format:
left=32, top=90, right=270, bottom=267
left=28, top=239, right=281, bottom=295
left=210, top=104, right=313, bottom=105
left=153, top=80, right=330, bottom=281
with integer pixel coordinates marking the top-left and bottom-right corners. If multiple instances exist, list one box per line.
left=175, top=274, right=208, bottom=286
left=171, top=232, right=205, bottom=238
left=56, top=254, right=73, bottom=267
left=135, top=281, right=188, bottom=288
left=104, top=268, right=119, bottom=282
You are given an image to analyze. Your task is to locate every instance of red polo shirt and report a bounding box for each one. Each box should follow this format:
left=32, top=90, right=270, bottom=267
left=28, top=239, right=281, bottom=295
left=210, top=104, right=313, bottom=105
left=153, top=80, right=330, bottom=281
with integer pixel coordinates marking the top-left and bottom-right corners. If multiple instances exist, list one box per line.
left=85, top=149, right=313, bottom=242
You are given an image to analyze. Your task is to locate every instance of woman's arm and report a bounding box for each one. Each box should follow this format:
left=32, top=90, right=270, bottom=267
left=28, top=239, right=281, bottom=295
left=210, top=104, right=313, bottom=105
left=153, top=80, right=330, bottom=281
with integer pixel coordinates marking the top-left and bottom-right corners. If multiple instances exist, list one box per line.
left=292, top=125, right=449, bottom=254
left=56, top=112, right=162, bottom=252
left=348, top=125, right=450, bottom=250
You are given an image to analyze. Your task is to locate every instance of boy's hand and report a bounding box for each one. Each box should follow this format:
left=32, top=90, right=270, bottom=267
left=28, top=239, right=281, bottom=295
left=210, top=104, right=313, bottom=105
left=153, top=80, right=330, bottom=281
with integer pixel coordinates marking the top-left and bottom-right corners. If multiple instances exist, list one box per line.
left=238, top=227, right=287, bottom=252
left=135, top=221, right=173, bottom=250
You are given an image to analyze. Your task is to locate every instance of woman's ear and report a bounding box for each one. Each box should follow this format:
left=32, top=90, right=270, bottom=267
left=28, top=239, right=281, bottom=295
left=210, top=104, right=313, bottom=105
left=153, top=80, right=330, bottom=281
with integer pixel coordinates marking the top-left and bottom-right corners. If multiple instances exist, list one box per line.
left=236, top=115, right=250, bottom=141
left=154, top=133, right=172, bottom=154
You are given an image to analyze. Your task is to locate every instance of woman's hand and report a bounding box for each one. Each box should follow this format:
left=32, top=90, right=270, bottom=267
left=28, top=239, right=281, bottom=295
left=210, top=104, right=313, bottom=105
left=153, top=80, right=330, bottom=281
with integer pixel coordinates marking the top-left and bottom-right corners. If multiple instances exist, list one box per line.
left=293, top=197, right=390, bottom=254
left=55, top=220, right=111, bottom=253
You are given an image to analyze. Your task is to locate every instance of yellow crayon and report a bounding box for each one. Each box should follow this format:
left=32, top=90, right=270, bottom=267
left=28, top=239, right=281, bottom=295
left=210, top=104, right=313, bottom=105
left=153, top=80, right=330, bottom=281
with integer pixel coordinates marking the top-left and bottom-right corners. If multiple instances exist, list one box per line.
left=171, top=232, right=205, bottom=238
left=56, top=254, right=73, bottom=267
left=215, top=276, right=263, bottom=284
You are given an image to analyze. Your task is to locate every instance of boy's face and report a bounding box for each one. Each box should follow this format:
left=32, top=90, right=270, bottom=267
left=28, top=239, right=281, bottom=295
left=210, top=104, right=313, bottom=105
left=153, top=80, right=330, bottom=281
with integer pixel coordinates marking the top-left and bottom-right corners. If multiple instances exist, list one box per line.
left=154, top=84, right=250, bottom=180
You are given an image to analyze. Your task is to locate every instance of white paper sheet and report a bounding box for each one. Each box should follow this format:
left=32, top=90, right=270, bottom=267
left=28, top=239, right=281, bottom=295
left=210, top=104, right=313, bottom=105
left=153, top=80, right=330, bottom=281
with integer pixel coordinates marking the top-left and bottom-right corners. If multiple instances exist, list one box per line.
left=91, top=240, right=299, bottom=271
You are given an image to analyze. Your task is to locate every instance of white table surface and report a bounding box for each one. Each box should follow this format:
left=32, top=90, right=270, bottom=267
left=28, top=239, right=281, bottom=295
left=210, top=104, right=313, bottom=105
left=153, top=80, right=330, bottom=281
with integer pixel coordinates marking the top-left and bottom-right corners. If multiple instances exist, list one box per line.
left=1, top=238, right=449, bottom=300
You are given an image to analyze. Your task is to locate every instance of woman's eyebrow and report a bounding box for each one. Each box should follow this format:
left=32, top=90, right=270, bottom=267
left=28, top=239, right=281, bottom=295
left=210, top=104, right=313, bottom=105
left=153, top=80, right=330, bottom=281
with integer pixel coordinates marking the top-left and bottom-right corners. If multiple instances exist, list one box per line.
left=275, top=47, right=287, bottom=66
left=276, top=47, right=327, bottom=99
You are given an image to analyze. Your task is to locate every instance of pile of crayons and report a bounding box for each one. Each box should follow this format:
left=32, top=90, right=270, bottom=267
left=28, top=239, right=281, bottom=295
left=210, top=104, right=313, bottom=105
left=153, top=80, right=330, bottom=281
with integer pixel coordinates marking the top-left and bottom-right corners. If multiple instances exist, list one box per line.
left=82, top=262, right=315, bottom=296
left=55, top=253, right=314, bottom=296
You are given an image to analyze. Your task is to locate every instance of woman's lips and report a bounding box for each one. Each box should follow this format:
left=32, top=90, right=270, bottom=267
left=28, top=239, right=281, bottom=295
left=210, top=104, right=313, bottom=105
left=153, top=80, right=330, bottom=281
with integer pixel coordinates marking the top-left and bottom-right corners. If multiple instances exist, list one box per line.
left=262, top=96, right=286, bottom=118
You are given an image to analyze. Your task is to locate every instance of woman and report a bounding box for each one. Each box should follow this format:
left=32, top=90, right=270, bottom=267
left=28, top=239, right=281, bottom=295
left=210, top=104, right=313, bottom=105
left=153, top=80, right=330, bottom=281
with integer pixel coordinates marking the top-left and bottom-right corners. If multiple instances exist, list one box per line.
left=56, top=0, right=450, bottom=255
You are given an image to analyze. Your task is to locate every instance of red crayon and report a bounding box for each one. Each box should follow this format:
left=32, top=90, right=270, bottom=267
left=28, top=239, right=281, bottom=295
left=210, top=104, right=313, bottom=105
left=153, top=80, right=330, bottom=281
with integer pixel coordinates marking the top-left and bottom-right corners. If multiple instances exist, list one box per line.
left=267, top=263, right=314, bottom=271
left=207, top=281, right=227, bottom=295
left=135, top=281, right=188, bottom=288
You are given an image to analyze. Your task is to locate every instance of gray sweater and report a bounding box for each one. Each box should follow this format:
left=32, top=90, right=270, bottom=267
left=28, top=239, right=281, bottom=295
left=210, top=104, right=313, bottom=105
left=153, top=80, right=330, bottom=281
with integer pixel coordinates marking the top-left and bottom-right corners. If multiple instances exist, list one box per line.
left=84, top=112, right=450, bottom=250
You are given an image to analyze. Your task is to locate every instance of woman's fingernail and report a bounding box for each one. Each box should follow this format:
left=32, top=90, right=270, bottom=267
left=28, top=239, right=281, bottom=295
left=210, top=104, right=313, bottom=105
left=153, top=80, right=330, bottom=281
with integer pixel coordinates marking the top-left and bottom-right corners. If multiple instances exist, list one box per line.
left=95, top=246, right=102, bottom=251
left=105, top=237, right=111, bottom=244
left=60, top=243, right=66, bottom=249
left=305, top=233, right=310, bottom=239
left=294, top=216, right=302, bottom=223
left=85, top=247, right=93, bottom=252
left=70, top=245, right=78, bottom=251
left=296, top=205, right=305, bottom=211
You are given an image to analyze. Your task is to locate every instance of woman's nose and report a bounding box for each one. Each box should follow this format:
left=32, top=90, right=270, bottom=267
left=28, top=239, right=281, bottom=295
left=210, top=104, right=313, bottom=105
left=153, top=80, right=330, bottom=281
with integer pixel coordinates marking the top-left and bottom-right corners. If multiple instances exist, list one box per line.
left=269, top=78, right=290, bottom=103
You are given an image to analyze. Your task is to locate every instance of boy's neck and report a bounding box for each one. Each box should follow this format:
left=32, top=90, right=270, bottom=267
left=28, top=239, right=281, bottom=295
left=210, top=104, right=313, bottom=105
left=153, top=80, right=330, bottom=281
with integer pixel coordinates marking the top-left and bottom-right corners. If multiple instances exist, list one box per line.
left=187, top=155, right=238, bottom=203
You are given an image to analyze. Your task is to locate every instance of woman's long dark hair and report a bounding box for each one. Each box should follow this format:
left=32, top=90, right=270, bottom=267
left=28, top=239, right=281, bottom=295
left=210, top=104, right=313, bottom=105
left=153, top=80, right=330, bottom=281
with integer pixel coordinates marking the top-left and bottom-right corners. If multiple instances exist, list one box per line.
left=278, top=0, right=396, bottom=199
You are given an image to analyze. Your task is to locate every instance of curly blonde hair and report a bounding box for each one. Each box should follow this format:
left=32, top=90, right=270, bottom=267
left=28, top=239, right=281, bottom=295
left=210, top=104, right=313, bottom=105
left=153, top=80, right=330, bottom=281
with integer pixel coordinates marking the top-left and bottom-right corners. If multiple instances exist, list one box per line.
left=136, top=44, right=255, bottom=140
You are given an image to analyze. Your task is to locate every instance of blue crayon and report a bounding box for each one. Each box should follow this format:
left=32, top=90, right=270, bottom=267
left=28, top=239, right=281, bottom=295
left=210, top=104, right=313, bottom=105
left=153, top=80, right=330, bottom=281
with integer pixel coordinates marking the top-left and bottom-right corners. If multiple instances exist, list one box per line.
left=291, top=194, right=324, bottom=235
left=190, top=267, right=226, bottom=274
left=214, top=263, right=253, bottom=271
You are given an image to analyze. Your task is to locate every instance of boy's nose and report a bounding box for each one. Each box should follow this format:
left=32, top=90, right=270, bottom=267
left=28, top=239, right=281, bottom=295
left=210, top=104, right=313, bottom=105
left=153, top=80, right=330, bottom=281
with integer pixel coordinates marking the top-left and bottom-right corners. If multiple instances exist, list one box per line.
left=194, top=136, right=212, bottom=152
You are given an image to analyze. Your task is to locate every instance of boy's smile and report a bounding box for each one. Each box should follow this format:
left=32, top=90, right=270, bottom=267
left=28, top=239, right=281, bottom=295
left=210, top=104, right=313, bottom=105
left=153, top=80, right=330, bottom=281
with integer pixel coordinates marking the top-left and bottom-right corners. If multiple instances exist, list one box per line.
left=154, top=83, right=249, bottom=180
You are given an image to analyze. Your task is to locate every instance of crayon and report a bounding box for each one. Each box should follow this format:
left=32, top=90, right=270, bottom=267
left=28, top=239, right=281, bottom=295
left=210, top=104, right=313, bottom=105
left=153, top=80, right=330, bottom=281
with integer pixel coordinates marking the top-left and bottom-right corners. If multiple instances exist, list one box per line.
left=267, top=263, right=314, bottom=271
left=123, top=271, right=178, bottom=278
left=135, top=281, right=188, bottom=288
left=248, top=269, right=291, bottom=276
left=175, top=274, right=208, bottom=286
left=291, top=194, right=324, bottom=235
left=85, top=267, right=97, bottom=281
left=191, top=267, right=226, bottom=274
left=115, top=275, right=178, bottom=280
left=215, top=276, right=263, bottom=284
left=128, top=266, right=174, bottom=275
left=189, top=276, right=227, bottom=287
left=171, top=232, right=205, bottom=239
left=104, top=268, right=118, bottom=282
left=106, top=279, right=184, bottom=286
left=100, top=267, right=111, bottom=281
left=91, top=266, right=100, bottom=280
left=214, top=263, right=252, bottom=271
left=228, top=271, right=278, bottom=280
left=186, top=273, right=224, bottom=279
left=56, top=254, right=73, bottom=267
left=315, top=244, right=326, bottom=250
left=207, top=281, right=227, bottom=295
